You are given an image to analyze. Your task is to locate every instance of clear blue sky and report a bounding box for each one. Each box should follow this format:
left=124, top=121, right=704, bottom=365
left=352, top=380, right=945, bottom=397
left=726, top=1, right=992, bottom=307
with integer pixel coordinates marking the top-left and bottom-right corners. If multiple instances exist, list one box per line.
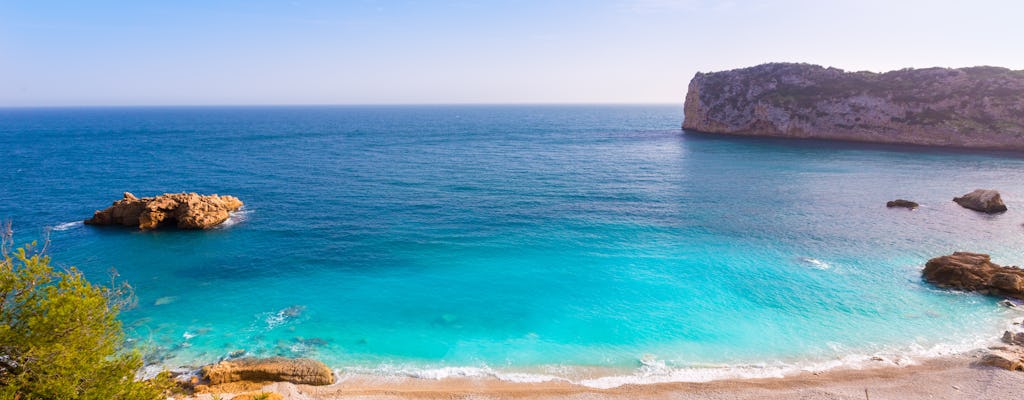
left=1, top=0, right=1022, bottom=106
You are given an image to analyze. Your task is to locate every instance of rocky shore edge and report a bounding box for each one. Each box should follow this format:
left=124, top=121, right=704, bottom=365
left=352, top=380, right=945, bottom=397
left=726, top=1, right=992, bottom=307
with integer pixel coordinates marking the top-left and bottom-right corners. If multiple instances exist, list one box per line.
left=166, top=353, right=1024, bottom=399
left=165, top=313, right=1024, bottom=398
left=922, top=251, right=1024, bottom=371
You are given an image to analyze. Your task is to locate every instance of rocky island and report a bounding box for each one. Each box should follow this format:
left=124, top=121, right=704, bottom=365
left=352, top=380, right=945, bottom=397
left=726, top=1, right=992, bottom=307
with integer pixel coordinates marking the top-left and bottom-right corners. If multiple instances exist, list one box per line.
left=953, top=189, right=1007, bottom=213
left=682, top=63, right=1024, bottom=150
left=85, top=192, right=244, bottom=230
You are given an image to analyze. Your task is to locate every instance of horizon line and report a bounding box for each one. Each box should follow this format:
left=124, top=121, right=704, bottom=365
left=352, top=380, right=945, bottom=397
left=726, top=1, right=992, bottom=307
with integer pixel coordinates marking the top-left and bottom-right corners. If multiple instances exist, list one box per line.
left=0, top=101, right=682, bottom=110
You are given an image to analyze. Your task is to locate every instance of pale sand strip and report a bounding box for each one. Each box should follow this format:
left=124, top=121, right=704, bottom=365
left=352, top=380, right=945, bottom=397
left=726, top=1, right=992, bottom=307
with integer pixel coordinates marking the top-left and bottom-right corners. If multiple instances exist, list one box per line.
left=187, top=354, right=1024, bottom=400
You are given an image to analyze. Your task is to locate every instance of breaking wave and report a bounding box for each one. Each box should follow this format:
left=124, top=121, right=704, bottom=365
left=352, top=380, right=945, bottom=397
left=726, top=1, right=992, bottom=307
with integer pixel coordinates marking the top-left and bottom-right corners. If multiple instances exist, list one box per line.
left=50, top=221, right=83, bottom=231
left=217, top=208, right=250, bottom=229
left=339, top=331, right=1007, bottom=389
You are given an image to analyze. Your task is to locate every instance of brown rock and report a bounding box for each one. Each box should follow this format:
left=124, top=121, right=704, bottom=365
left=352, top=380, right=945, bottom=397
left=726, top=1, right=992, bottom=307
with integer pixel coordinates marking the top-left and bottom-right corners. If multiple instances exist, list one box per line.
left=922, top=252, right=1024, bottom=299
left=886, top=199, right=919, bottom=209
left=978, top=351, right=1024, bottom=371
left=1002, top=331, right=1024, bottom=346
left=953, top=189, right=1007, bottom=213
left=85, top=192, right=244, bottom=230
left=201, top=357, right=334, bottom=386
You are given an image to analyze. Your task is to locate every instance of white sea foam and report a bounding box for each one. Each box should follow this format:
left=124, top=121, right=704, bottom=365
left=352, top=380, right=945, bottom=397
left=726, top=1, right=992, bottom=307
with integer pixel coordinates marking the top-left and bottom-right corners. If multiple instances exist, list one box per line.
left=340, top=333, right=1002, bottom=389
left=217, top=207, right=250, bottom=229
left=264, top=313, right=288, bottom=329
left=262, top=305, right=306, bottom=329
left=342, top=365, right=567, bottom=384
left=50, top=221, right=83, bottom=231
left=136, top=365, right=195, bottom=381
left=798, top=257, right=831, bottom=270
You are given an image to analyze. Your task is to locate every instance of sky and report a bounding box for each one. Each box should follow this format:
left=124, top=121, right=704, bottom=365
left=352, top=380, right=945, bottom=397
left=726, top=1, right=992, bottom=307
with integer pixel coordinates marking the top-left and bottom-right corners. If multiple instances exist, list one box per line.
left=1, top=0, right=1022, bottom=106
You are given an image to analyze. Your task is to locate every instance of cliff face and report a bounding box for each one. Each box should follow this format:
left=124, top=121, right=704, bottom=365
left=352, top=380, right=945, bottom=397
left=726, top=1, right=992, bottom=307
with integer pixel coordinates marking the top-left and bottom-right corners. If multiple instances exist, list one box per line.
left=682, top=63, right=1024, bottom=149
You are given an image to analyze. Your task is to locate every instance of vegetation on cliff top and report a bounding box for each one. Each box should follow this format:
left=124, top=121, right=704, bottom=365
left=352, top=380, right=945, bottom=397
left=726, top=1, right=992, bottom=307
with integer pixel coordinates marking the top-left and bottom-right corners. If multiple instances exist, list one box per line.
left=687, top=63, right=1024, bottom=142
left=0, top=227, right=172, bottom=399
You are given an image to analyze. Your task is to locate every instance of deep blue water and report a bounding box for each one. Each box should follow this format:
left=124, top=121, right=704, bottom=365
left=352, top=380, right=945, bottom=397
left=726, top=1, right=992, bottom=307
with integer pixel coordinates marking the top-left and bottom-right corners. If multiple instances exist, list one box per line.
left=2, top=105, right=1023, bottom=385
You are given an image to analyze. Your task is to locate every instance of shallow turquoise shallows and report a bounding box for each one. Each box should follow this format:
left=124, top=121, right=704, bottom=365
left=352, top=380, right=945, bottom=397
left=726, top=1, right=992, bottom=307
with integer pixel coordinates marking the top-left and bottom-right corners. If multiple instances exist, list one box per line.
left=2, top=105, right=1023, bottom=385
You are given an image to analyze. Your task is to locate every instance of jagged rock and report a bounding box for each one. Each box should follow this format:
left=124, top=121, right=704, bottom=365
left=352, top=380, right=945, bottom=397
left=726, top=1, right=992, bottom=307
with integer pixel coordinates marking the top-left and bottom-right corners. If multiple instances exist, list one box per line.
left=922, top=252, right=1024, bottom=299
left=978, top=350, right=1024, bottom=371
left=886, top=199, right=919, bottom=209
left=953, top=189, right=1007, bottom=213
left=682, top=63, right=1024, bottom=150
left=201, top=357, right=334, bottom=386
left=85, top=192, right=243, bottom=230
left=1002, top=331, right=1024, bottom=346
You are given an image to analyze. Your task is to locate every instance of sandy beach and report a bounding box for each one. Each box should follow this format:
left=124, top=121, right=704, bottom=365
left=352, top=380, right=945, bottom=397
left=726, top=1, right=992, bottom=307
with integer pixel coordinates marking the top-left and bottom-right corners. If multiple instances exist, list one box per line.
left=186, top=351, right=1023, bottom=400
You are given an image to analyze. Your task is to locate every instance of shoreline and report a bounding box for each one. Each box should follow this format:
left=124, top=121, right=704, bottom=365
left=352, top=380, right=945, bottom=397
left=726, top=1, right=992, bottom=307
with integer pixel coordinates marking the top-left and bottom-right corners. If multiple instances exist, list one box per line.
left=155, top=314, right=1018, bottom=385
left=169, top=313, right=1024, bottom=398
left=185, top=352, right=1024, bottom=399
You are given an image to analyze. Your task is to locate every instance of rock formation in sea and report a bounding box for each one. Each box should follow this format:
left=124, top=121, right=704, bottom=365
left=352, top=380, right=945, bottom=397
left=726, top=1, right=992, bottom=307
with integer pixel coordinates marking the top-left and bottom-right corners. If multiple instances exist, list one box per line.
left=886, top=199, right=919, bottom=209
left=200, top=357, right=334, bottom=386
left=922, top=252, right=1024, bottom=299
left=84, top=192, right=243, bottom=230
left=953, top=189, right=1007, bottom=213
left=922, top=253, right=1024, bottom=371
left=682, top=63, right=1024, bottom=149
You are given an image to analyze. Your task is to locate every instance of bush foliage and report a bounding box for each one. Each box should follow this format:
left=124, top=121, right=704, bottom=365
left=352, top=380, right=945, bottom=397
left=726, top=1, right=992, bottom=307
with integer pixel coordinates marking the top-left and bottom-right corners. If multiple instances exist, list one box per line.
left=0, top=232, right=171, bottom=399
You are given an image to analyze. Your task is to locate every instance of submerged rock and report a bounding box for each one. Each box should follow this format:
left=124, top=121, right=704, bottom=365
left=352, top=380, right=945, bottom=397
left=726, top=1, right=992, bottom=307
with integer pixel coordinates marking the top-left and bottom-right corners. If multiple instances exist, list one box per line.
left=85, top=192, right=243, bottom=230
left=886, top=199, right=919, bottom=209
left=922, top=252, right=1024, bottom=299
left=953, top=189, right=1007, bottom=214
left=201, top=357, right=334, bottom=386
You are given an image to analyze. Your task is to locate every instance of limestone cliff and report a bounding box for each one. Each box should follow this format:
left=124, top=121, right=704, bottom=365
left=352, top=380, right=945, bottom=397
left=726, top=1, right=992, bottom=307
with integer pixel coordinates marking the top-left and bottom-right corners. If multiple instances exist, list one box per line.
left=682, top=63, right=1024, bottom=149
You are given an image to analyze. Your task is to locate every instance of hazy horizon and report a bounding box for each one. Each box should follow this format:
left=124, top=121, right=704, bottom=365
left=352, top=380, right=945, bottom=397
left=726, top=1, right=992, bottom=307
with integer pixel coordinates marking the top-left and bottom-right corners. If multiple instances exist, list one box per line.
left=2, top=0, right=1022, bottom=107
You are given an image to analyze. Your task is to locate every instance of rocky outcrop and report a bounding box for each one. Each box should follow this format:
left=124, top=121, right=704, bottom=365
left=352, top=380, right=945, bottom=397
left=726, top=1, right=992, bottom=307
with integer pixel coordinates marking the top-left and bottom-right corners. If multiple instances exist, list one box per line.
left=1003, top=331, right=1024, bottom=346
left=85, top=192, right=243, bottom=230
left=886, top=199, right=919, bottom=209
left=922, top=252, right=1024, bottom=299
left=953, top=189, right=1007, bottom=213
left=682, top=63, right=1024, bottom=149
left=979, top=350, right=1024, bottom=371
left=201, top=357, right=334, bottom=386
left=925, top=254, right=1024, bottom=372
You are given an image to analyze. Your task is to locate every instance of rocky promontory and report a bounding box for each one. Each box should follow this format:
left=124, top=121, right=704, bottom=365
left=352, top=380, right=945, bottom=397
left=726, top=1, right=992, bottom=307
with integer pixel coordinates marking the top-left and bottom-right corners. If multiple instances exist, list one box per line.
left=683, top=63, right=1024, bottom=149
left=85, top=192, right=243, bottom=230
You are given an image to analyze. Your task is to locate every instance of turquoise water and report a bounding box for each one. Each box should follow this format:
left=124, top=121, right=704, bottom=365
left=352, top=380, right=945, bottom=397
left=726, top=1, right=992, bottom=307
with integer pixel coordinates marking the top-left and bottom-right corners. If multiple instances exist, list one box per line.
left=2, top=105, right=1023, bottom=384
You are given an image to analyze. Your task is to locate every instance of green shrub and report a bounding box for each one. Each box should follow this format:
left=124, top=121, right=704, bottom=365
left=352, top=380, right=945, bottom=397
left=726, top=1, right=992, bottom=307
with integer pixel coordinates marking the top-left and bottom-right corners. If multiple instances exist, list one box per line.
left=0, top=233, right=172, bottom=399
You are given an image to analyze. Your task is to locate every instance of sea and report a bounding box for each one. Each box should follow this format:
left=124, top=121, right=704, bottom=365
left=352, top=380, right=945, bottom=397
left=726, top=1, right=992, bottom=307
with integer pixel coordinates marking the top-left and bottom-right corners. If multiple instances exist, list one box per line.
left=2, top=105, right=1023, bottom=387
